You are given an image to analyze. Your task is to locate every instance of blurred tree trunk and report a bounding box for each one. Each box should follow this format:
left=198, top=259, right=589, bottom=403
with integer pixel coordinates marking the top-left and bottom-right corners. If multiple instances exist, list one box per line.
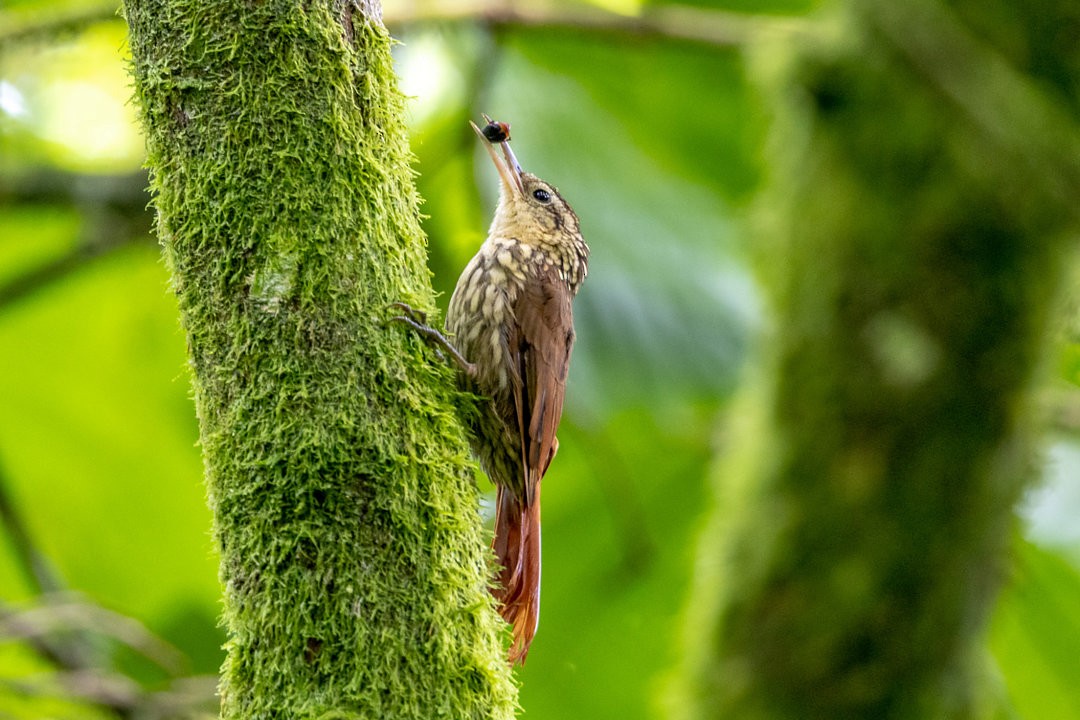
left=673, top=1, right=1080, bottom=718
left=123, top=0, right=517, bottom=717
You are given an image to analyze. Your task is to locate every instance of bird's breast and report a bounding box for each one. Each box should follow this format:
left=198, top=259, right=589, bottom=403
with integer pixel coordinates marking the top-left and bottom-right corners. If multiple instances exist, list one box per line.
left=447, top=239, right=543, bottom=390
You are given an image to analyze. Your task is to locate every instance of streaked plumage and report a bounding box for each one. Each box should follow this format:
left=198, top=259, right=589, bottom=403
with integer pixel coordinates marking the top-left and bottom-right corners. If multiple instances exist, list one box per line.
left=449, top=120, right=588, bottom=663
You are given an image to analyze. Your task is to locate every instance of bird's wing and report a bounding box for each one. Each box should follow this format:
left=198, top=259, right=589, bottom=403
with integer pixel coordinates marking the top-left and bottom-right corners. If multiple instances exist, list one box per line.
left=508, top=264, right=575, bottom=506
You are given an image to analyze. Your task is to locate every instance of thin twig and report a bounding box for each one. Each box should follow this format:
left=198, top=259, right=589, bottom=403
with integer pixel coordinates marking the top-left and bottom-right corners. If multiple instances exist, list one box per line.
left=0, top=670, right=142, bottom=709
left=0, top=170, right=153, bottom=311
left=0, top=671, right=218, bottom=719
left=0, top=458, right=100, bottom=674
left=385, top=1, right=807, bottom=47
left=1, top=594, right=189, bottom=676
left=0, top=238, right=131, bottom=309
left=0, top=459, right=62, bottom=595
left=0, top=0, right=805, bottom=48
left=0, top=4, right=121, bottom=45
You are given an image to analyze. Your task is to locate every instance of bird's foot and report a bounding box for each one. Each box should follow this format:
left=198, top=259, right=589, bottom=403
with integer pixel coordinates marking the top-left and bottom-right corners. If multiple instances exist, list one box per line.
left=388, top=301, right=427, bottom=325
left=387, top=302, right=477, bottom=377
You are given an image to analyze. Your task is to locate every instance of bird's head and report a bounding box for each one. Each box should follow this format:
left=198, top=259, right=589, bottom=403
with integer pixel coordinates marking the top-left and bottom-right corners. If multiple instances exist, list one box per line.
left=470, top=117, right=582, bottom=248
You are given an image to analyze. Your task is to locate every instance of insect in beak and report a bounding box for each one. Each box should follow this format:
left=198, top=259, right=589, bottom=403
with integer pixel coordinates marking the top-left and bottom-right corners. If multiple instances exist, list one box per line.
left=470, top=115, right=525, bottom=197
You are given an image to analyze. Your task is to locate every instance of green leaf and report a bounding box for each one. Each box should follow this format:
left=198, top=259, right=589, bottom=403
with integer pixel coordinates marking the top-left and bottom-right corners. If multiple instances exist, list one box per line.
left=0, top=245, right=219, bottom=654
left=1059, top=343, right=1080, bottom=387
left=990, top=540, right=1080, bottom=719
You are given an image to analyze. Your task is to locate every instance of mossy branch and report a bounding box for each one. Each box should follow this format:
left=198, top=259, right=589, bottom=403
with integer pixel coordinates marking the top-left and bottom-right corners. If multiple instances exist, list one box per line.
left=672, top=1, right=1080, bottom=718
left=123, top=0, right=516, bottom=716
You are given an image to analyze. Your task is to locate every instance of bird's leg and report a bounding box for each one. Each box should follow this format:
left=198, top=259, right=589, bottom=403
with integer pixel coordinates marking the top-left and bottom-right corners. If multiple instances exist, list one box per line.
left=388, top=302, right=477, bottom=377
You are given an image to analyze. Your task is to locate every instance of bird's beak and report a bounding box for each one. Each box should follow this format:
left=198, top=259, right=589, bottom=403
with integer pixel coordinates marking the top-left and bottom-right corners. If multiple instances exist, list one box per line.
left=470, top=120, right=525, bottom=197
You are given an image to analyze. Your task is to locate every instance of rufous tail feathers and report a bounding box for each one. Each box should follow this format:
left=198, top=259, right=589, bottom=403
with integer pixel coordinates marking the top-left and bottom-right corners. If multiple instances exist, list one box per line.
left=491, top=483, right=541, bottom=665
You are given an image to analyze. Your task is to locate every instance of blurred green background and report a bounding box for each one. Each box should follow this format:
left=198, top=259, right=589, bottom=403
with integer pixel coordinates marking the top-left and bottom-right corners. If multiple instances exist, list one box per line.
left=2, top=0, right=1080, bottom=717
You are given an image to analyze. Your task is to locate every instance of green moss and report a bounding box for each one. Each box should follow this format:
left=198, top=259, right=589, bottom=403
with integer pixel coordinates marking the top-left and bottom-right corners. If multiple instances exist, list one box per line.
left=123, top=0, right=516, bottom=716
left=673, top=3, right=1079, bottom=719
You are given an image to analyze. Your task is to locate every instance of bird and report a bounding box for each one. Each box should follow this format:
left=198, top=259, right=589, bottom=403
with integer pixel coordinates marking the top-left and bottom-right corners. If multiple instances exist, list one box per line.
left=391, top=115, right=589, bottom=663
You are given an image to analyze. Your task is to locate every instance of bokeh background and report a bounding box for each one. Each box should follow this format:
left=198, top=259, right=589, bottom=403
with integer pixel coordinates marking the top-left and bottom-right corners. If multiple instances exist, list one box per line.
left=2, top=0, right=1079, bottom=717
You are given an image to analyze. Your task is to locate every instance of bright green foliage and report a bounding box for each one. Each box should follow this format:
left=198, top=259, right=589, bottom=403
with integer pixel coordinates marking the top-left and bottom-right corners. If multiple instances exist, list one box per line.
left=6, top=0, right=1080, bottom=717
left=990, top=540, right=1080, bottom=719
left=122, top=0, right=516, bottom=717
left=673, top=1, right=1080, bottom=718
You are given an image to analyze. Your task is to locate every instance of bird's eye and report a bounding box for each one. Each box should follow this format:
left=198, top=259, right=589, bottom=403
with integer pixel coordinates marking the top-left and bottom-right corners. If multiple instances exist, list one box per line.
left=532, top=188, right=552, bottom=204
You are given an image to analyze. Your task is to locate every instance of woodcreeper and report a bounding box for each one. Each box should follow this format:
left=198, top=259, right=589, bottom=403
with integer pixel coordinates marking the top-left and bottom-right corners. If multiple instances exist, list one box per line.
left=392, top=116, right=589, bottom=663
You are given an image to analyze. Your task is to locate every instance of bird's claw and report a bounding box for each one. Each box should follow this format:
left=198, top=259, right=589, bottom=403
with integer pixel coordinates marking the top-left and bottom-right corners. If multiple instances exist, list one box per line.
left=387, top=301, right=477, bottom=377
left=387, top=301, right=427, bottom=326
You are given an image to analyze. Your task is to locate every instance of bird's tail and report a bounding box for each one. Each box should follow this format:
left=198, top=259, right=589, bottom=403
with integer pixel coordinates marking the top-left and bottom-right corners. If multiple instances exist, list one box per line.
left=491, top=483, right=541, bottom=665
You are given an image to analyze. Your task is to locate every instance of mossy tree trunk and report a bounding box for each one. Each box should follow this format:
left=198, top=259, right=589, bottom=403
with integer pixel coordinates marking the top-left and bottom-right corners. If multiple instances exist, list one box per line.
left=674, top=1, right=1080, bottom=718
left=124, top=0, right=517, bottom=716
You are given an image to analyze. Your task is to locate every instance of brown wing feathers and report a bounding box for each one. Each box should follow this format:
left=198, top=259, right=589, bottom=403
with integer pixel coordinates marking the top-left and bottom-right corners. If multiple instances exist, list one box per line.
left=490, top=266, right=573, bottom=663
left=514, top=268, right=573, bottom=496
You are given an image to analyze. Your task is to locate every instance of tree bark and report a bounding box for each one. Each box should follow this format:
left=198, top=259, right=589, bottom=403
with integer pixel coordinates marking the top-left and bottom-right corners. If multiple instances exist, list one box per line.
left=124, top=0, right=517, bottom=716
left=672, top=0, right=1080, bottom=718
